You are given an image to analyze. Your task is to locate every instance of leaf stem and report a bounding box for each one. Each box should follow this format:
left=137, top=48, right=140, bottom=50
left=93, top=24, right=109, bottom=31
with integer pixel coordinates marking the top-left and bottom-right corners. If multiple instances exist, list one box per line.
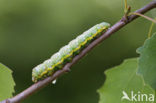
left=131, top=12, right=156, bottom=23
left=124, top=0, right=128, bottom=13
left=148, top=18, right=156, bottom=38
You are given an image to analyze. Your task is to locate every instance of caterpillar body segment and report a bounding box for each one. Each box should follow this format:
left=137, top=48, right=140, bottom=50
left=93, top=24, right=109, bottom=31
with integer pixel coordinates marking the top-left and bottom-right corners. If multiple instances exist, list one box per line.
left=32, top=22, right=110, bottom=82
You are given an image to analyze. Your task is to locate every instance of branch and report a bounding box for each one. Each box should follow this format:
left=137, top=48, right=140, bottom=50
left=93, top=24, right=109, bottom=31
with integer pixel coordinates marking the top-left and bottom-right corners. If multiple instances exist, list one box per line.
left=132, top=12, right=156, bottom=23
left=1, top=1, right=156, bottom=103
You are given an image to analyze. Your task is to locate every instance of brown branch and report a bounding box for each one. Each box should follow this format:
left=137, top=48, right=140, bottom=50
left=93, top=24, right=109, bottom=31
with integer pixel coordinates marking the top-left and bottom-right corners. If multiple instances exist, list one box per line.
left=1, top=1, right=156, bottom=103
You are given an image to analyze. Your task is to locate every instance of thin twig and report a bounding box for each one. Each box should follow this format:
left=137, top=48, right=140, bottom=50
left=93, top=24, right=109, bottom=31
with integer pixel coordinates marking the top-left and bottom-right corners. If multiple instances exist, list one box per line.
left=148, top=18, right=156, bottom=38
left=1, top=1, right=156, bottom=103
left=124, top=0, right=128, bottom=12
left=132, top=12, right=156, bottom=23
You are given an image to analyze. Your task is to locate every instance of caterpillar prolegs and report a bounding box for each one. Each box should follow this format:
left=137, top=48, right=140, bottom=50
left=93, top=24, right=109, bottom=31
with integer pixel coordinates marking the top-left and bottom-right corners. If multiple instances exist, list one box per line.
left=32, top=22, right=110, bottom=82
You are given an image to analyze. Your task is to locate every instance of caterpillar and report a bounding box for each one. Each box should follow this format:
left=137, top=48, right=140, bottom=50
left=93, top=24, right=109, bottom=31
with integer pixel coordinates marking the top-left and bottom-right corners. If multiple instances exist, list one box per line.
left=32, top=22, right=110, bottom=82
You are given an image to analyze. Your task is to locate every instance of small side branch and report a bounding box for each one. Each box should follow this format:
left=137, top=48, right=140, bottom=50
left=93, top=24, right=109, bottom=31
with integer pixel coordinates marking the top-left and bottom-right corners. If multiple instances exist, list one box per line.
left=132, top=12, right=156, bottom=23
left=1, top=1, right=156, bottom=103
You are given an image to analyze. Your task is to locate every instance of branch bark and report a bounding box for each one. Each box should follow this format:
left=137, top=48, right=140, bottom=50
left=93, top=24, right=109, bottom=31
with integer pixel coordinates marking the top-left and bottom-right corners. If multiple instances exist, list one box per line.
left=1, top=1, right=156, bottom=103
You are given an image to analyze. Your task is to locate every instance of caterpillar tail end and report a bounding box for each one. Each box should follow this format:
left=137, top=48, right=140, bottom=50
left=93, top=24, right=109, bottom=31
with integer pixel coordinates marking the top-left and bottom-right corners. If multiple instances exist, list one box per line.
left=32, top=76, right=37, bottom=83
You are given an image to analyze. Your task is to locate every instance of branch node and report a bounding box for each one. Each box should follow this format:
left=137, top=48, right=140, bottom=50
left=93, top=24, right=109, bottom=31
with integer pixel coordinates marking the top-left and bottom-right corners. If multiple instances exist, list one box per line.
left=121, top=16, right=130, bottom=24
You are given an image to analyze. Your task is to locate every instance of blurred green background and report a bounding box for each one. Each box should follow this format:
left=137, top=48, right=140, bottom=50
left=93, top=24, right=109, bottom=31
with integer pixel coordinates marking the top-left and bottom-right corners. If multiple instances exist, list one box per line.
left=0, top=0, right=155, bottom=103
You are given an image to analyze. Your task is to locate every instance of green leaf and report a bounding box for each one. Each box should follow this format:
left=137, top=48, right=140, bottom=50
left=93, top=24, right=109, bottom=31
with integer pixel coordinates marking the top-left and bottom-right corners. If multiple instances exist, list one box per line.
left=98, top=58, right=155, bottom=103
left=137, top=33, right=156, bottom=89
left=0, top=63, right=15, bottom=101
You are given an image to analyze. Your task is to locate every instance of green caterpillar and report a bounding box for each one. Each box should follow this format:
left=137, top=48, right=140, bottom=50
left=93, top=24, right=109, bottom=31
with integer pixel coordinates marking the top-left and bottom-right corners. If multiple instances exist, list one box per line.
left=32, top=22, right=110, bottom=82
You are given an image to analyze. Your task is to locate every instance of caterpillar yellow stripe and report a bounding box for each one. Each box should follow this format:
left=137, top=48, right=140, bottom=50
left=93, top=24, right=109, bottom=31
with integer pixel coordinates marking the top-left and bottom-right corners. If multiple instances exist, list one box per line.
left=32, top=22, right=110, bottom=82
